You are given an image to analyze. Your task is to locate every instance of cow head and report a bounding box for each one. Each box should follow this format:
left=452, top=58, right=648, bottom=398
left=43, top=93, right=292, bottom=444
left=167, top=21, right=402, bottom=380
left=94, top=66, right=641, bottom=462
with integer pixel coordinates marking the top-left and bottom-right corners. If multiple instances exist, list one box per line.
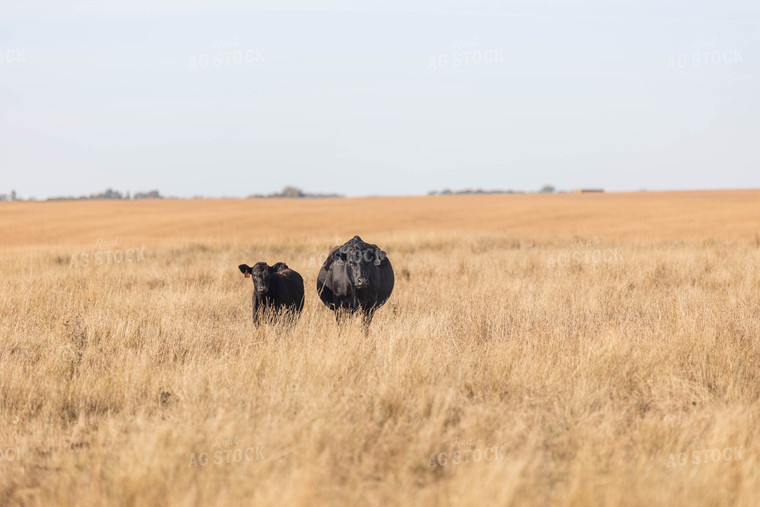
left=239, top=262, right=273, bottom=295
left=335, top=244, right=385, bottom=289
left=346, top=247, right=370, bottom=288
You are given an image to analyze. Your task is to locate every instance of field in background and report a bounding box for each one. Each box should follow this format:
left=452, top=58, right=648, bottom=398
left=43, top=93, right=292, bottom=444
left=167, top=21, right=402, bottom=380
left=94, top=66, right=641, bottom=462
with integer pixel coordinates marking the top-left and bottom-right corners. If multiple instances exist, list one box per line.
left=1, top=191, right=760, bottom=506
left=3, top=190, right=760, bottom=253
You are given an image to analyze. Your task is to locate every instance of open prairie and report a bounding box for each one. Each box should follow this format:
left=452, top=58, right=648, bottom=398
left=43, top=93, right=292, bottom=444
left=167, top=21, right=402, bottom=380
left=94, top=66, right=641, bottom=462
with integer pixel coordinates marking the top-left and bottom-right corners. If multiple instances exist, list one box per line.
left=1, top=190, right=760, bottom=506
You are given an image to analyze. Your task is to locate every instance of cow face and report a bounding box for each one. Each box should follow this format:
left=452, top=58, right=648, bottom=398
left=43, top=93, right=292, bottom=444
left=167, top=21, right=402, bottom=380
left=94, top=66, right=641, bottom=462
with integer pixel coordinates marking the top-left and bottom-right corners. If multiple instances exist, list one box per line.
left=344, top=247, right=371, bottom=289
left=251, top=262, right=273, bottom=295
left=239, top=262, right=273, bottom=295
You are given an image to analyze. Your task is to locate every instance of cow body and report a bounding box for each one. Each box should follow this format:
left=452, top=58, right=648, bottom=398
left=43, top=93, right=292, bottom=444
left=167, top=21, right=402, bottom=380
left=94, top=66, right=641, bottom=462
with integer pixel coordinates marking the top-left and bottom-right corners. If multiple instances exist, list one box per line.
left=316, top=236, right=394, bottom=328
left=239, top=262, right=304, bottom=325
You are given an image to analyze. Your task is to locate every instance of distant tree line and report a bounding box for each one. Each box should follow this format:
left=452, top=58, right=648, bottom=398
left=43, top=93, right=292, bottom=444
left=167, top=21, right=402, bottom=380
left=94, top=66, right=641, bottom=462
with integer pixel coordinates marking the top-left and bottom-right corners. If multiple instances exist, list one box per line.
left=0, top=188, right=165, bottom=201
left=43, top=188, right=164, bottom=201
left=429, top=188, right=525, bottom=196
left=0, top=190, right=17, bottom=201
left=247, top=186, right=343, bottom=199
left=1, top=184, right=586, bottom=202
left=429, top=184, right=561, bottom=195
left=0, top=186, right=343, bottom=201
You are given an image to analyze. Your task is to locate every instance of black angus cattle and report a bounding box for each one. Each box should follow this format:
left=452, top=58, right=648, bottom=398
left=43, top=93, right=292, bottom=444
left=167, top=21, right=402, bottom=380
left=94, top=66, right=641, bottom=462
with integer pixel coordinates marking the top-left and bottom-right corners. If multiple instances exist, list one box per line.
left=316, top=236, right=394, bottom=329
left=238, top=262, right=304, bottom=325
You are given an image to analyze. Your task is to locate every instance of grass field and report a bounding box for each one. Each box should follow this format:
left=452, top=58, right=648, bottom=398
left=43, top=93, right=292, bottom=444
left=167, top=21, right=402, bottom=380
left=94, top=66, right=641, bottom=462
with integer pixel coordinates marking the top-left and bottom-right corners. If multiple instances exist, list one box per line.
left=1, top=191, right=760, bottom=506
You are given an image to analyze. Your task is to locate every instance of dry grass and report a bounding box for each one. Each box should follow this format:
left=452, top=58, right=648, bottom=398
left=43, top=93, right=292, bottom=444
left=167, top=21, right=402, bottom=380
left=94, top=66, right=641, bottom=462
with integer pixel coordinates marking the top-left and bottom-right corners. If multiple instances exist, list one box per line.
left=1, top=191, right=760, bottom=506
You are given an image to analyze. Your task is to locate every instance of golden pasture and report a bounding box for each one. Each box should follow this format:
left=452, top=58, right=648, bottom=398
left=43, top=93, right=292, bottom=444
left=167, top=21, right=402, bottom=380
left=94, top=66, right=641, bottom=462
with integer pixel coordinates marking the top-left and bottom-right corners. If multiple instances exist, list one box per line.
left=1, top=190, right=759, bottom=506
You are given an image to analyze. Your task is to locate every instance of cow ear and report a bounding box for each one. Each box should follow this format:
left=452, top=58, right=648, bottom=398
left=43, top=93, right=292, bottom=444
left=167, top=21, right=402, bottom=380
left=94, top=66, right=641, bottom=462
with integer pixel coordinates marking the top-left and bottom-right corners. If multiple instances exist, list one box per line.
left=374, top=250, right=386, bottom=266
left=238, top=264, right=252, bottom=275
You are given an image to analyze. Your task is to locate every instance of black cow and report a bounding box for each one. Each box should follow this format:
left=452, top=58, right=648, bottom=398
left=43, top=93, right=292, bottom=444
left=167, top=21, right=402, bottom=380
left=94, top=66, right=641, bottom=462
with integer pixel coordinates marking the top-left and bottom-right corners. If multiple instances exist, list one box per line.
left=316, top=236, right=394, bottom=329
left=238, top=262, right=304, bottom=325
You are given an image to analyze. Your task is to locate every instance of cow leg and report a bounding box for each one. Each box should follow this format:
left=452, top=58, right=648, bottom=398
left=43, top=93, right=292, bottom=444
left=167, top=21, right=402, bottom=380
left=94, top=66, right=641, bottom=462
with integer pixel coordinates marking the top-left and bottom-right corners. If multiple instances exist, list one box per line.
left=362, top=308, right=375, bottom=334
left=283, top=306, right=297, bottom=328
left=252, top=298, right=261, bottom=326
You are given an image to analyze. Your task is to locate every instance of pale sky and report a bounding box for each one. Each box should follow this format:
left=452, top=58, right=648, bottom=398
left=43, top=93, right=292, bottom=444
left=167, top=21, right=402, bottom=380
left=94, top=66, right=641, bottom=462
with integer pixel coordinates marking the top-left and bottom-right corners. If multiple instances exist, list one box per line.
left=1, top=0, right=758, bottom=198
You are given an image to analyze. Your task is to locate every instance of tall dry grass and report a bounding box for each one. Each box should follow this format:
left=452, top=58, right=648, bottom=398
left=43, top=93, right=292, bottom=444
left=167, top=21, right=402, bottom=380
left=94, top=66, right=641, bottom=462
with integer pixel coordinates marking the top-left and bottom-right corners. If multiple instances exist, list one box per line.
left=1, top=193, right=760, bottom=506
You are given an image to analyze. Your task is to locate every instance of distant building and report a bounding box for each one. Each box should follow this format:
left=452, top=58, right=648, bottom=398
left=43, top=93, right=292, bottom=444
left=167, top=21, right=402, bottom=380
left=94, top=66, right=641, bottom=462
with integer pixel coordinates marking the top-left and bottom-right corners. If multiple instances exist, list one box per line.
left=572, top=188, right=604, bottom=194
